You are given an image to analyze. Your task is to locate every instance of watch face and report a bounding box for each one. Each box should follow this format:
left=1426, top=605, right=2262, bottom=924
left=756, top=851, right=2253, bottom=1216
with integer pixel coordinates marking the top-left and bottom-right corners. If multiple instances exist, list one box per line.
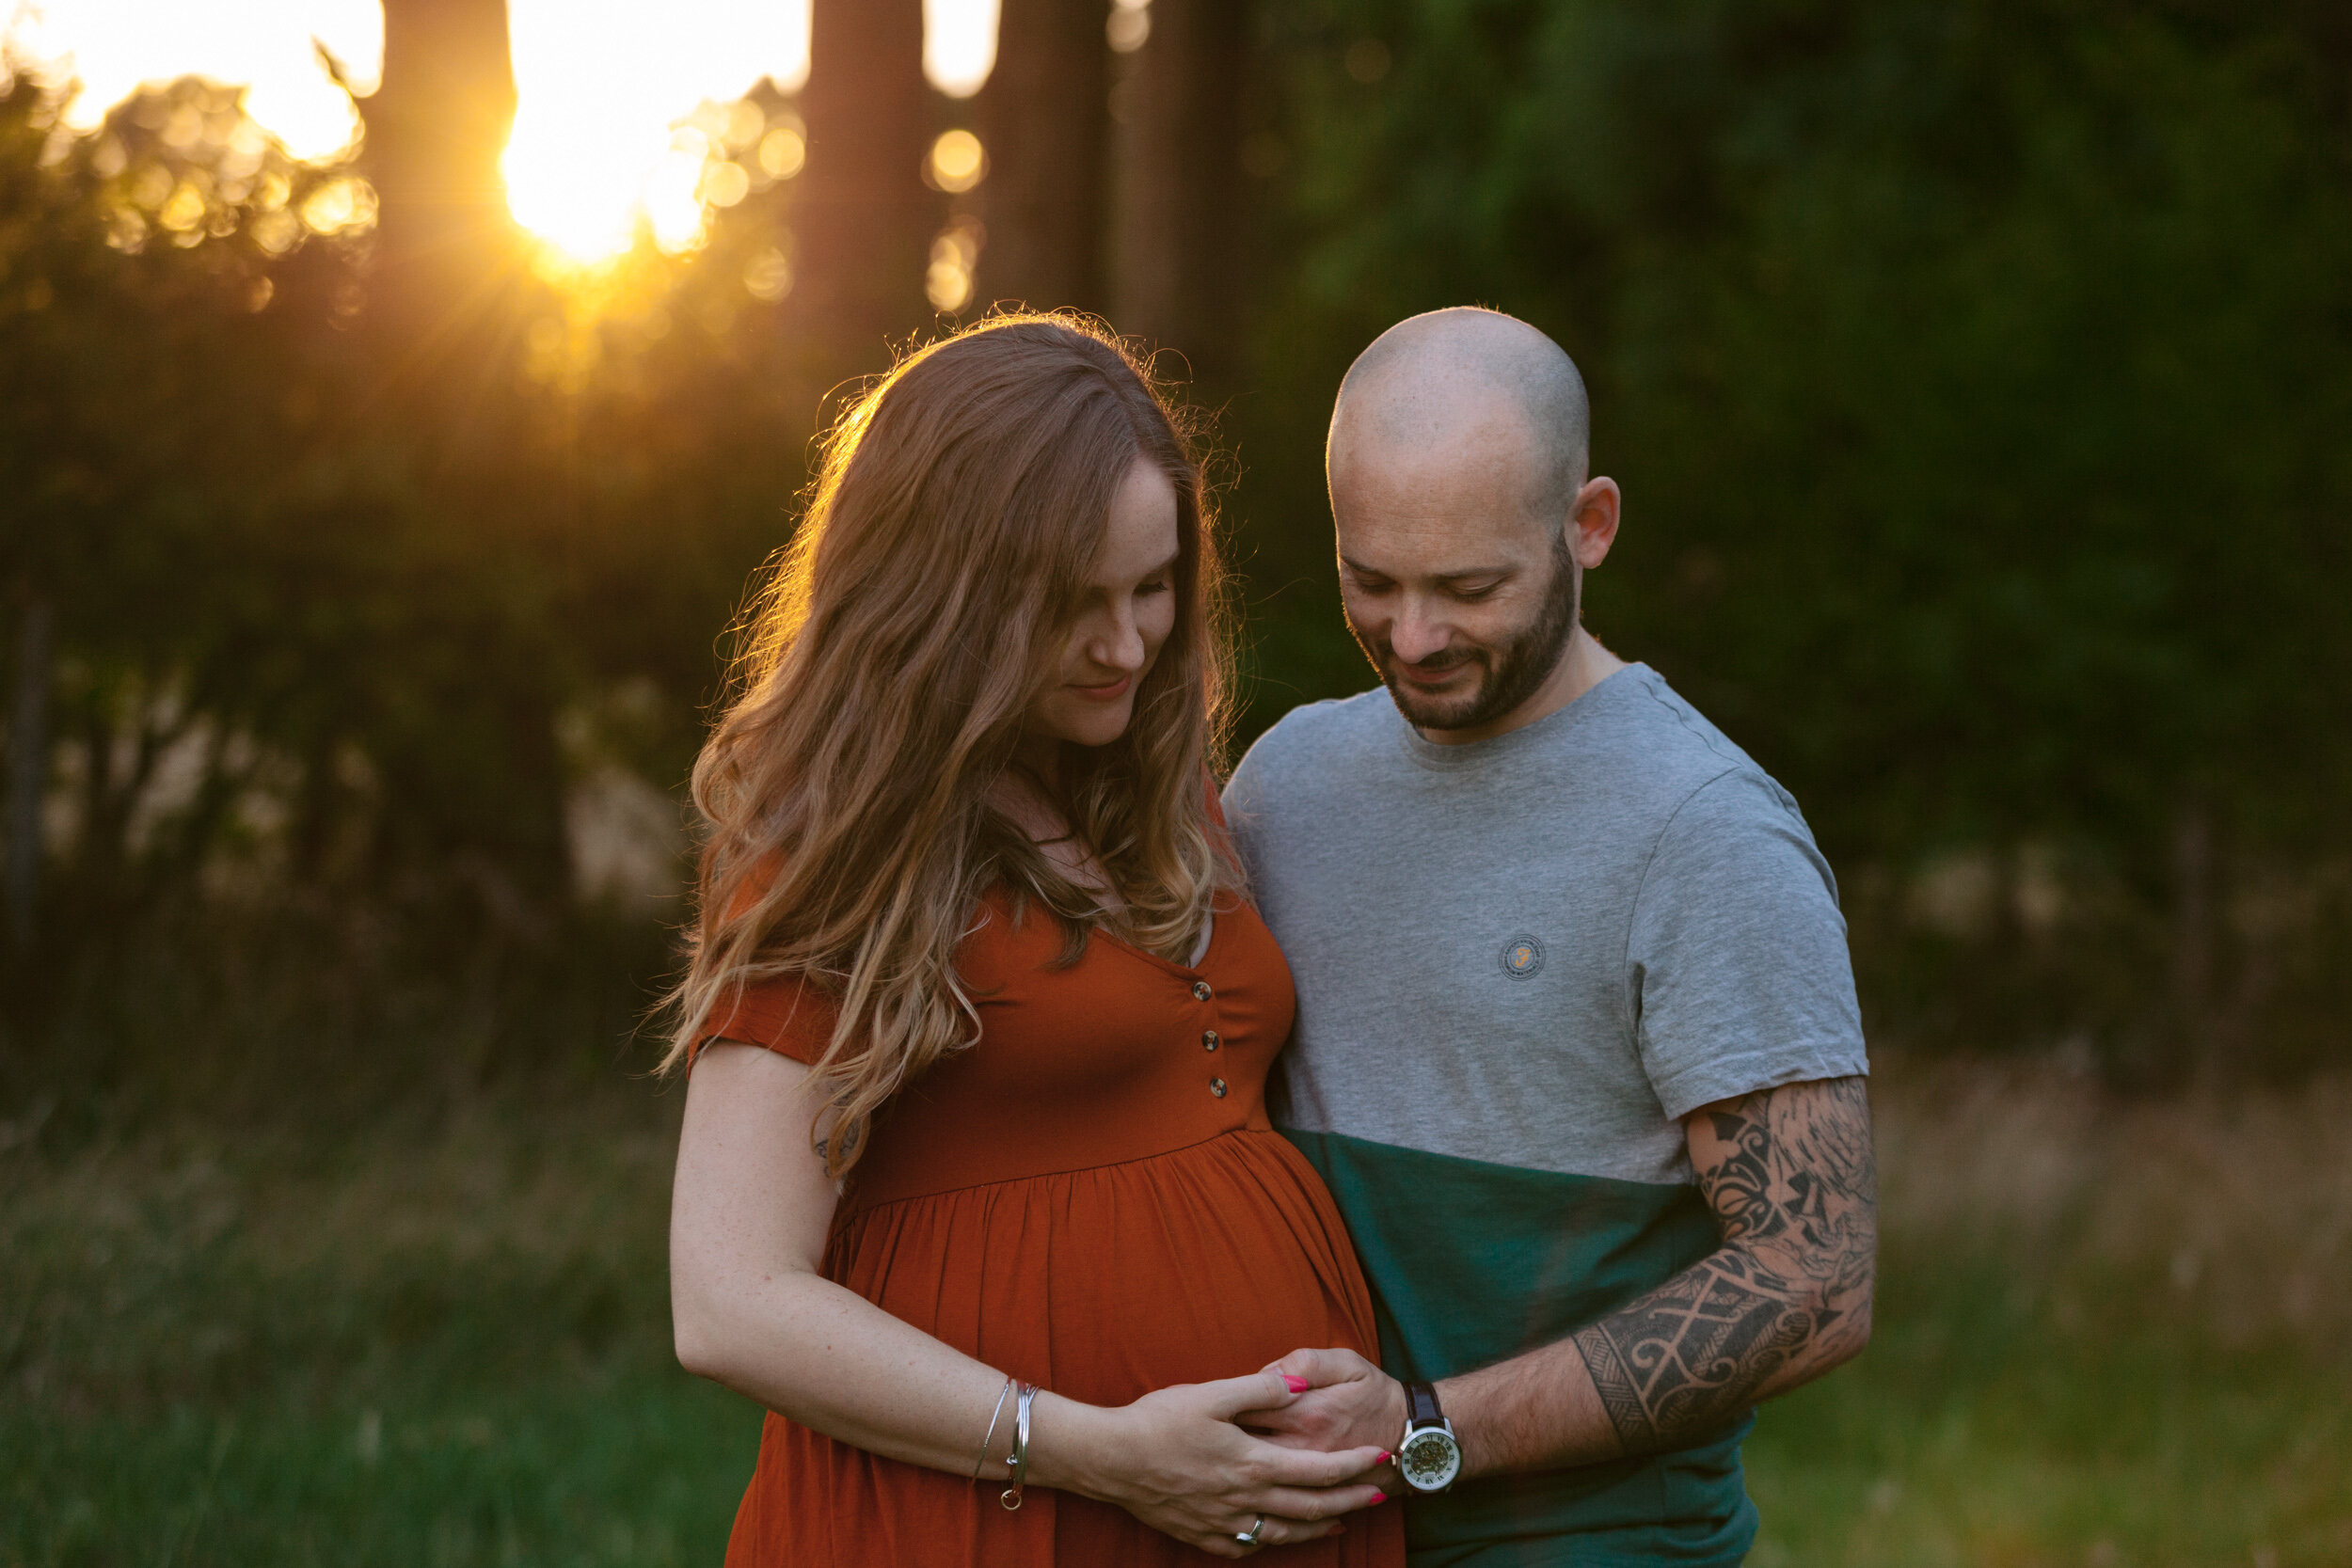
left=1398, top=1427, right=1462, bottom=1493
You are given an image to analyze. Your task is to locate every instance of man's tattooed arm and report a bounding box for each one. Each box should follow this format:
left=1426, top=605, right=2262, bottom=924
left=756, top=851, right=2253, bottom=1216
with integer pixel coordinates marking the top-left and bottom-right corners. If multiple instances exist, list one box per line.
left=1438, top=1076, right=1877, bottom=1477
left=1569, top=1076, right=1877, bottom=1453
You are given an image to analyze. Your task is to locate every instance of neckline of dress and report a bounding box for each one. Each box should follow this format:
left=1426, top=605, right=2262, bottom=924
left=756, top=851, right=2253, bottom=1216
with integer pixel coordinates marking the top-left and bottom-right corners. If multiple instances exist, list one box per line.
left=1089, top=910, right=1222, bottom=979
left=977, top=883, right=1228, bottom=977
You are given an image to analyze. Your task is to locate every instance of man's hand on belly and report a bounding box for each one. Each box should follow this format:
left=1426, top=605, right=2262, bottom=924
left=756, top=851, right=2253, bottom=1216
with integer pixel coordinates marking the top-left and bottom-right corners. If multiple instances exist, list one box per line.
left=1239, top=1347, right=1407, bottom=1493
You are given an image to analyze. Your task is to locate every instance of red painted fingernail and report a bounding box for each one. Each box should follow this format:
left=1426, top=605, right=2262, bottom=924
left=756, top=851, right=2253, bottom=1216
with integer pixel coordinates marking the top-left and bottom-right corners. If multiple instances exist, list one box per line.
left=1371, top=1491, right=1387, bottom=1505
left=1376, top=1450, right=1391, bottom=1465
left=1282, top=1374, right=1310, bottom=1392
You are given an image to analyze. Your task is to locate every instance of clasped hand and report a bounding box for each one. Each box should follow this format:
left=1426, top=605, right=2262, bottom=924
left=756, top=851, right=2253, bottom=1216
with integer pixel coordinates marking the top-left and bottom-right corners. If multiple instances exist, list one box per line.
left=1238, top=1347, right=1408, bottom=1497
left=1076, top=1367, right=1391, bottom=1558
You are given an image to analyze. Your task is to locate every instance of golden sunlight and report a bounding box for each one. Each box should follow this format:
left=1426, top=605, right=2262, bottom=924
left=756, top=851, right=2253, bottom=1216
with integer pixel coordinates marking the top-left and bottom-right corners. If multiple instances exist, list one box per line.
left=501, top=0, right=812, bottom=262
left=9, top=0, right=1006, bottom=266
left=6, top=0, right=382, bottom=160
left=505, top=0, right=998, bottom=263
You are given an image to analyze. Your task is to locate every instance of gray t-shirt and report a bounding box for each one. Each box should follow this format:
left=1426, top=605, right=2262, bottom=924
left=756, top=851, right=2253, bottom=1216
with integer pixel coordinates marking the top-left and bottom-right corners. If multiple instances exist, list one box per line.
left=1225, top=662, right=1867, bottom=1187
left=1224, top=663, right=1866, bottom=1564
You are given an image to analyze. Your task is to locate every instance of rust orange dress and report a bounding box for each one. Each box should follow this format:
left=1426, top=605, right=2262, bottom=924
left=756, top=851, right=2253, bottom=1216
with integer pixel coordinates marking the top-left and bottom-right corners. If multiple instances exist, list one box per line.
left=696, top=879, right=1406, bottom=1567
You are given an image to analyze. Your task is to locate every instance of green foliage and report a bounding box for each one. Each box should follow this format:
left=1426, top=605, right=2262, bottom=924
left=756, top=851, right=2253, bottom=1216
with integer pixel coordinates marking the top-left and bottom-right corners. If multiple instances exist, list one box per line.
left=1, top=73, right=564, bottom=935
left=1239, top=0, right=2352, bottom=1072
left=0, top=70, right=818, bottom=1059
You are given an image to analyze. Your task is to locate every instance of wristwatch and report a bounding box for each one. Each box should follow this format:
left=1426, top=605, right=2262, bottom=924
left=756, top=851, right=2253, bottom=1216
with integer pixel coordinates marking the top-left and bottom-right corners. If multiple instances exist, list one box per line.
left=1395, top=1382, right=1462, bottom=1495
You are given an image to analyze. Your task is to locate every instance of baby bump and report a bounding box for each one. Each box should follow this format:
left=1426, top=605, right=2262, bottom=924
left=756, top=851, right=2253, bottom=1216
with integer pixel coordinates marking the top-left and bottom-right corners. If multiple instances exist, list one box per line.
left=826, top=1129, right=1380, bottom=1405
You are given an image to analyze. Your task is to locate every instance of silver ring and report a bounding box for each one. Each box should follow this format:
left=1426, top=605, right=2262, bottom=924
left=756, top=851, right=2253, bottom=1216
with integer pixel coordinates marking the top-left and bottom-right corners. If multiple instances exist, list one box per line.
left=1235, top=1515, right=1265, bottom=1546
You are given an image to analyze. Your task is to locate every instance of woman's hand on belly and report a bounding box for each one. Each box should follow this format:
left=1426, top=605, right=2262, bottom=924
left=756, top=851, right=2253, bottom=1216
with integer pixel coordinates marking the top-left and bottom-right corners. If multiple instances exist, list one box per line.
left=1241, top=1348, right=1408, bottom=1496
left=1028, top=1369, right=1391, bottom=1559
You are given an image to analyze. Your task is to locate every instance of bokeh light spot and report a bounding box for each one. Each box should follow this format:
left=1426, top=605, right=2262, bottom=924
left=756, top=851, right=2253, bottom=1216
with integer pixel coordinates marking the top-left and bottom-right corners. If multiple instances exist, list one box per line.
left=757, top=124, right=805, bottom=181
left=700, top=159, right=750, bottom=208
left=743, top=245, right=792, bottom=303
left=251, top=207, right=300, bottom=254
left=926, top=128, right=985, bottom=194
left=297, top=174, right=375, bottom=235
left=927, top=218, right=982, bottom=312
left=159, top=181, right=206, bottom=232
left=128, top=162, right=174, bottom=209
left=1107, top=0, right=1150, bottom=55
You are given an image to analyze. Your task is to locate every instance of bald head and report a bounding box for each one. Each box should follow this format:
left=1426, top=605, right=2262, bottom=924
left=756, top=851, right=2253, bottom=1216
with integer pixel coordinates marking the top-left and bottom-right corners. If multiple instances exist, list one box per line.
left=1323, top=309, right=1624, bottom=743
left=1328, top=308, right=1590, bottom=519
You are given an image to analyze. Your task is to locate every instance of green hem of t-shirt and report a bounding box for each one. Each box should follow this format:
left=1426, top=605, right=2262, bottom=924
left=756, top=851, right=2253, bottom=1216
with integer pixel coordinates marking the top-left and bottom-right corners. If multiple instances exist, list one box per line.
left=1283, top=1129, right=1759, bottom=1563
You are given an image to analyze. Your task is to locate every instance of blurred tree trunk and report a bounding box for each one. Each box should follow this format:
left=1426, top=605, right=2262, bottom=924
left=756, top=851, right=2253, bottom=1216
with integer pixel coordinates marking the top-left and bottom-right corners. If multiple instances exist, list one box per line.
left=358, top=1, right=570, bottom=920
left=1113, top=0, right=1248, bottom=377
left=798, top=0, right=935, bottom=369
left=6, top=591, right=51, bottom=949
left=977, top=0, right=1111, bottom=313
left=361, top=0, right=520, bottom=384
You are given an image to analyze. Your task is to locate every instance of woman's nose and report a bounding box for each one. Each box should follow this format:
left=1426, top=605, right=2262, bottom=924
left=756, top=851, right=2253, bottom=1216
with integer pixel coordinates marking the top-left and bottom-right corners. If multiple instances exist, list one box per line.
left=1082, top=596, right=1148, bottom=672
left=1089, top=610, right=1147, bottom=672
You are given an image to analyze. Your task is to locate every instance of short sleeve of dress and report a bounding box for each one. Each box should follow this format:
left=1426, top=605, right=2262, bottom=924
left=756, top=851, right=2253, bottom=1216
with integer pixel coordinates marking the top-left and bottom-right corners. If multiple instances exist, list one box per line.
left=692, top=974, right=841, bottom=1067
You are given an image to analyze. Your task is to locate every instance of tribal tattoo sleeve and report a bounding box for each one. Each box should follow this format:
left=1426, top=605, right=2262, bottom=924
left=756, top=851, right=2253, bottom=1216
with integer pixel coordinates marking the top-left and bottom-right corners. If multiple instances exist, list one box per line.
left=1572, top=1076, right=1878, bottom=1454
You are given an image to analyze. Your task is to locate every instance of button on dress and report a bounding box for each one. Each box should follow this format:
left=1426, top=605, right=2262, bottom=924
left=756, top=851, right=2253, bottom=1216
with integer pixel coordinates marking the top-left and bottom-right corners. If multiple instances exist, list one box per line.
left=698, top=884, right=1406, bottom=1567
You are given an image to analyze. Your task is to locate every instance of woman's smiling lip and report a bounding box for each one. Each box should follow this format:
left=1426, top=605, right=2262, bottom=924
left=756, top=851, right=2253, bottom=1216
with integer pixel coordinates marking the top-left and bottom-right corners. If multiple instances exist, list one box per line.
left=1069, top=673, right=1134, bottom=701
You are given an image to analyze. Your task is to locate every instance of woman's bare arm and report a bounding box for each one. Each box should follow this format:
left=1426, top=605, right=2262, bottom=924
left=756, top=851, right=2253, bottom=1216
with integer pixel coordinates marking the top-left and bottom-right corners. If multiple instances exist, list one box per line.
left=670, top=1042, right=1389, bottom=1558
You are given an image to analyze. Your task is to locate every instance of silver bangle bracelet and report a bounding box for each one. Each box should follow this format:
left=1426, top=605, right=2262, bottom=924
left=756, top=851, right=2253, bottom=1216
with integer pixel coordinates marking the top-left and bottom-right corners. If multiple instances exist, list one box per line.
left=999, top=1382, right=1038, bottom=1511
left=973, top=1374, right=1014, bottom=1481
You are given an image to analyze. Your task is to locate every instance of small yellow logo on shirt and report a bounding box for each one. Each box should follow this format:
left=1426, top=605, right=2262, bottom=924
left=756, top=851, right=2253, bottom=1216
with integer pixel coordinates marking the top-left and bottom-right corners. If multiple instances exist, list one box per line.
left=1500, top=934, right=1545, bottom=979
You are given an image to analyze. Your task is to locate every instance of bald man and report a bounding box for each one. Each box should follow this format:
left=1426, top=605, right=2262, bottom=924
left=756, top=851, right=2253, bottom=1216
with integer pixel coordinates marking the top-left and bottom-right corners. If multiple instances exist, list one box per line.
left=1225, top=309, right=1875, bottom=1566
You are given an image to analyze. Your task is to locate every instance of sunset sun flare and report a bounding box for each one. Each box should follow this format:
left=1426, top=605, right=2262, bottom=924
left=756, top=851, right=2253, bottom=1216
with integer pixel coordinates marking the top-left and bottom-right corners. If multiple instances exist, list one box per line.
left=6, top=0, right=1003, bottom=266
left=499, top=0, right=810, bottom=265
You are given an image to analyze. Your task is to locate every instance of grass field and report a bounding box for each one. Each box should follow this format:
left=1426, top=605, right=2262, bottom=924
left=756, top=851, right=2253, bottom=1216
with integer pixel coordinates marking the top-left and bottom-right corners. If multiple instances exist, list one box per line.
left=4, top=1057, right=2346, bottom=1567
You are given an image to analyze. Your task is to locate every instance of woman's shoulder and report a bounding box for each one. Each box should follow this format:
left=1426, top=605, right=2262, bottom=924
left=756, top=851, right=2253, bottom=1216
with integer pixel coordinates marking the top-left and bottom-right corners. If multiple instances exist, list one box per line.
left=694, top=968, right=840, bottom=1066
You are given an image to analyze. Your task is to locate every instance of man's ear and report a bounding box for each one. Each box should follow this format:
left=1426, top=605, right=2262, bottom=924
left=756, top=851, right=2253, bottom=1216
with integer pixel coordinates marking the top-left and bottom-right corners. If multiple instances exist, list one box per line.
left=1570, top=477, right=1622, bottom=569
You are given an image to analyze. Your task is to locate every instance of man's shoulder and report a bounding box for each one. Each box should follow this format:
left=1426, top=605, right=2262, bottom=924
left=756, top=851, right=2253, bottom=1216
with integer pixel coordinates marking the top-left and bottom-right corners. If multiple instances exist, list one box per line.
left=1228, top=688, right=1396, bottom=791
left=1597, top=673, right=1831, bottom=906
left=1599, top=665, right=1749, bottom=768
left=1569, top=666, right=1786, bottom=816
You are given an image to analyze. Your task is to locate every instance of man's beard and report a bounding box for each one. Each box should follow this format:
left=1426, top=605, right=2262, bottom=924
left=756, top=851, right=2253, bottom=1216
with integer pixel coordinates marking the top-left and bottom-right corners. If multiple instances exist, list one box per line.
left=1349, top=533, right=1581, bottom=733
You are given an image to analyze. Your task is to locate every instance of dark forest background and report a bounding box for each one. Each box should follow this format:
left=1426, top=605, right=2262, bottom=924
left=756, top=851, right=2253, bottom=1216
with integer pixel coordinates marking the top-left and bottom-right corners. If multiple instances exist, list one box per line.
left=4, top=0, right=2350, bottom=1130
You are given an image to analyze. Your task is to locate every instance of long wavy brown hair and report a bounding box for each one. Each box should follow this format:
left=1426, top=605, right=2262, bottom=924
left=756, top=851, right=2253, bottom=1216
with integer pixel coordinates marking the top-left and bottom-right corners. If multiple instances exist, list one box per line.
left=661, top=313, right=1239, bottom=1174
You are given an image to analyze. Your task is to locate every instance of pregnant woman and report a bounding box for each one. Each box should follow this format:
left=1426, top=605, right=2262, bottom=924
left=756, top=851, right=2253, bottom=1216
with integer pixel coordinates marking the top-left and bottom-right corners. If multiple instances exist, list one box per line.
left=663, top=314, right=1405, bottom=1565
